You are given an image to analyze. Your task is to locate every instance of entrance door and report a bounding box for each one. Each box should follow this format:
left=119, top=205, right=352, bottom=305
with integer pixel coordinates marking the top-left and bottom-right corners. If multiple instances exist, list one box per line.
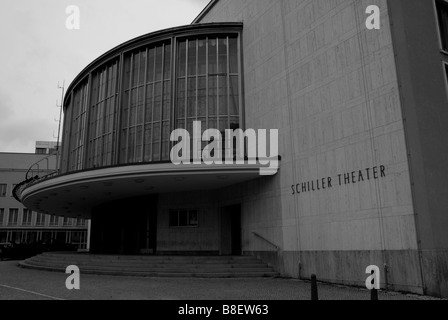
left=220, top=204, right=242, bottom=256
left=90, top=195, right=158, bottom=255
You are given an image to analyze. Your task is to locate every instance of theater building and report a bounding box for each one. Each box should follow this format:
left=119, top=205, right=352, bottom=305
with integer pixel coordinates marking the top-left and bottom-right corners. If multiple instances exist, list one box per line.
left=15, top=0, right=448, bottom=297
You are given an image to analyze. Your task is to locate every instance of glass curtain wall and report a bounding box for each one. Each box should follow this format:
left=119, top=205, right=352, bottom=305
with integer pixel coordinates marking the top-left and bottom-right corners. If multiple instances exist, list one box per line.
left=176, top=35, right=240, bottom=152
left=87, top=61, right=119, bottom=168
left=62, top=31, right=240, bottom=173
left=120, top=42, right=172, bottom=164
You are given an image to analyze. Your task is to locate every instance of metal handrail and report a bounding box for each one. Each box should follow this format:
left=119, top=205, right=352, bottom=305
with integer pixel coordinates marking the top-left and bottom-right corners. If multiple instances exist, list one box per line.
left=13, top=152, right=60, bottom=203
left=252, top=232, right=280, bottom=251
left=26, top=153, right=58, bottom=180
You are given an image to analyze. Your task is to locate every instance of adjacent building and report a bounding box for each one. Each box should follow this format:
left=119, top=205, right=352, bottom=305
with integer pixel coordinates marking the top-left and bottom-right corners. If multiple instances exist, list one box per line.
left=14, top=0, right=448, bottom=297
left=0, top=144, right=88, bottom=249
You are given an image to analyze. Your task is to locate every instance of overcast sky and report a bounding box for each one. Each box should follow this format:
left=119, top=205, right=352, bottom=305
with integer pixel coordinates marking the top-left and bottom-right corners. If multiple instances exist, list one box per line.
left=0, top=0, right=209, bottom=153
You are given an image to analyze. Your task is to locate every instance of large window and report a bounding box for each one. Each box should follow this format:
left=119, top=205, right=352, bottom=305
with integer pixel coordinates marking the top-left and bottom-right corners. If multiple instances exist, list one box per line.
left=0, top=184, right=7, bottom=197
left=50, top=215, right=59, bottom=227
left=88, top=61, right=119, bottom=168
left=36, top=213, right=45, bottom=226
left=68, top=80, right=90, bottom=172
left=8, top=209, right=18, bottom=226
left=10, top=184, right=17, bottom=197
left=22, top=209, right=32, bottom=226
left=437, top=0, right=448, bottom=51
left=120, top=42, right=172, bottom=164
left=169, top=209, right=198, bottom=228
left=0, top=209, right=4, bottom=226
left=176, top=36, right=240, bottom=152
left=60, top=26, right=242, bottom=173
left=63, top=217, right=72, bottom=226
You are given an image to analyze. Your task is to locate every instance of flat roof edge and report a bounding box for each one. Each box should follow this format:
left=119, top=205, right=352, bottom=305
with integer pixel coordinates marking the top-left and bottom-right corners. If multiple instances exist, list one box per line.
left=192, top=0, right=220, bottom=24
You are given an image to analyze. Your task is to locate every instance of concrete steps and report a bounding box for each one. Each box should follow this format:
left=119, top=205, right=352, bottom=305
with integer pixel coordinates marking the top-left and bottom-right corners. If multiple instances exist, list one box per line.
left=19, top=252, right=279, bottom=278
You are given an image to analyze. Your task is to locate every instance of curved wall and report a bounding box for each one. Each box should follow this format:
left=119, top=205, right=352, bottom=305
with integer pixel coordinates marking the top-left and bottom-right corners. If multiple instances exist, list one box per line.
left=60, top=23, right=243, bottom=174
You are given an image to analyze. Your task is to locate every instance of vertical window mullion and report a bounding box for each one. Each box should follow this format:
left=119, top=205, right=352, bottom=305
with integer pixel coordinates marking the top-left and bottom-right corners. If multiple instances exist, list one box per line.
left=238, top=34, right=244, bottom=131
left=65, top=94, right=75, bottom=172
left=100, top=67, right=109, bottom=166
left=114, top=54, right=125, bottom=166
left=159, top=44, right=165, bottom=161
left=135, top=53, right=142, bottom=162
left=226, top=36, right=231, bottom=130
left=184, top=40, right=188, bottom=130
left=196, top=39, right=199, bottom=121
left=206, top=37, right=209, bottom=129
left=81, top=80, right=91, bottom=170
left=170, top=38, right=176, bottom=158
left=216, top=37, right=219, bottom=130
left=150, top=48, right=156, bottom=162
left=142, top=48, right=149, bottom=162
left=125, top=54, right=134, bottom=163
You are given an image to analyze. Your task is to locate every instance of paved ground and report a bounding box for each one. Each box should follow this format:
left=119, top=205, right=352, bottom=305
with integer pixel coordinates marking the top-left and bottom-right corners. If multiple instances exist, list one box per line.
left=0, top=260, right=443, bottom=300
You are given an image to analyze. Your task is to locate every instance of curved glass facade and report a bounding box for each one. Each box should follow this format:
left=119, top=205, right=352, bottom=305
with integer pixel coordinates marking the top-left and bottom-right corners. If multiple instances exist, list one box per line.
left=60, top=24, right=242, bottom=174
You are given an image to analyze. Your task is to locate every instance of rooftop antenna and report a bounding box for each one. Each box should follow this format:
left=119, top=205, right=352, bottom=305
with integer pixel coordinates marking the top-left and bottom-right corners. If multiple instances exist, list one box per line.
left=56, top=81, right=65, bottom=171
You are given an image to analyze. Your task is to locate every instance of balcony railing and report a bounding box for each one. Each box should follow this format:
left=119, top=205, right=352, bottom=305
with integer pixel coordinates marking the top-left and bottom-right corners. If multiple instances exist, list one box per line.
left=13, top=152, right=59, bottom=202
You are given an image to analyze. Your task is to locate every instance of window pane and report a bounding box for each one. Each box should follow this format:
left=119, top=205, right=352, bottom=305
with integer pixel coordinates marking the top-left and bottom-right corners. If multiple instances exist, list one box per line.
left=155, top=46, right=163, bottom=81
left=130, top=89, right=138, bottom=126
left=144, top=125, right=152, bottom=162
left=153, top=123, right=160, bottom=161
left=132, top=52, right=140, bottom=86
left=198, top=76, right=207, bottom=118
left=147, top=48, right=155, bottom=82
left=169, top=211, right=178, bottom=227
left=188, top=40, right=197, bottom=76
left=179, top=210, right=188, bottom=226
left=177, top=79, right=186, bottom=119
left=136, top=125, right=143, bottom=162
left=128, top=127, right=136, bottom=163
left=178, top=41, right=186, bottom=78
left=218, top=38, right=227, bottom=74
left=121, top=91, right=129, bottom=127
left=0, top=184, right=6, bottom=197
left=187, top=77, right=196, bottom=118
left=120, top=129, right=128, bottom=163
left=139, top=50, right=146, bottom=85
left=137, top=87, right=144, bottom=125
left=162, top=121, right=170, bottom=161
left=229, top=76, right=239, bottom=115
left=123, top=55, right=132, bottom=90
left=218, top=75, right=228, bottom=117
left=229, top=37, right=238, bottom=74
left=198, top=38, right=207, bottom=75
left=208, top=38, right=217, bottom=74
left=153, top=83, right=162, bottom=122
left=189, top=210, right=198, bottom=226
left=164, top=44, right=171, bottom=80
left=145, top=84, right=153, bottom=123
left=208, top=76, right=217, bottom=116
left=163, top=81, right=171, bottom=121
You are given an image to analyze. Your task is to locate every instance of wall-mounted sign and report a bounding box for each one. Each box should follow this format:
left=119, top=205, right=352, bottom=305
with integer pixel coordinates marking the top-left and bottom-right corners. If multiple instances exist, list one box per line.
left=291, top=165, right=386, bottom=195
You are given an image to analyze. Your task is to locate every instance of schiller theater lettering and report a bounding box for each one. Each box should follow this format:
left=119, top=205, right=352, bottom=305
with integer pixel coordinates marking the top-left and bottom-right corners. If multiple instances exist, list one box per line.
left=291, top=165, right=386, bottom=195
